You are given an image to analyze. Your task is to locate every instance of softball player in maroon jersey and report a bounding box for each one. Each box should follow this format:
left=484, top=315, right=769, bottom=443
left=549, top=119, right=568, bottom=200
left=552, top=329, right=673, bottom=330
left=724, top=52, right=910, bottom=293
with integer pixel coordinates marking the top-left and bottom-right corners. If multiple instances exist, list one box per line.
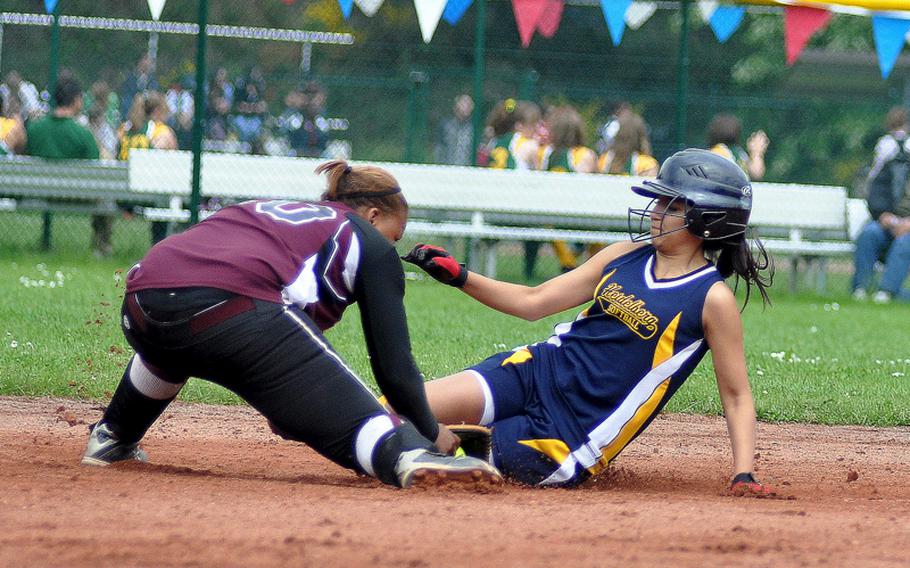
left=82, top=161, right=500, bottom=488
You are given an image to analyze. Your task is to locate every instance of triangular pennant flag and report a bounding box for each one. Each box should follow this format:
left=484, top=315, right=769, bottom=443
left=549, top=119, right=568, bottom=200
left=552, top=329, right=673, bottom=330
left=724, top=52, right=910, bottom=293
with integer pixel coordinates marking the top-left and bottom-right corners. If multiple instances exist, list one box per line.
left=536, top=0, right=564, bottom=38
left=44, top=0, right=58, bottom=14
left=625, top=2, right=656, bottom=31
left=873, top=16, right=910, bottom=79
left=443, top=0, right=472, bottom=25
left=338, top=0, right=354, bottom=19
left=784, top=6, right=832, bottom=66
left=147, top=0, right=167, bottom=21
left=601, top=0, right=632, bottom=46
left=512, top=0, right=550, bottom=48
left=709, top=6, right=745, bottom=43
left=415, top=0, right=447, bottom=43
left=354, top=0, right=384, bottom=17
left=697, top=0, right=718, bottom=22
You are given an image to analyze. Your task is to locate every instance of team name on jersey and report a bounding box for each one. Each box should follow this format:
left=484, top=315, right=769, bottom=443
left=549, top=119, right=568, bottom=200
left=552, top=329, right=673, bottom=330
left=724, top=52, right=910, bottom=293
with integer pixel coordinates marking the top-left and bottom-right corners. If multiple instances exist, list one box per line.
left=595, top=282, right=659, bottom=340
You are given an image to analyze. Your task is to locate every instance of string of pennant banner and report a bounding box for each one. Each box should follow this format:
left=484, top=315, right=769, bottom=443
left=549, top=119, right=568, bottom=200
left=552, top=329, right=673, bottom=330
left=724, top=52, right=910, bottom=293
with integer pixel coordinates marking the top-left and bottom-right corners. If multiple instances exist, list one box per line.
left=37, top=0, right=910, bottom=79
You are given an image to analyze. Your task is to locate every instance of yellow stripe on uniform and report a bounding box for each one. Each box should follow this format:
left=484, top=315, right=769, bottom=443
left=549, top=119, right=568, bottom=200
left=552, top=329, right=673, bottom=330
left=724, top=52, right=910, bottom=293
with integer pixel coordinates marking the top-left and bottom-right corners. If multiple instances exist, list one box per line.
left=501, top=347, right=533, bottom=366
left=518, top=438, right=572, bottom=465
left=587, top=311, right=682, bottom=475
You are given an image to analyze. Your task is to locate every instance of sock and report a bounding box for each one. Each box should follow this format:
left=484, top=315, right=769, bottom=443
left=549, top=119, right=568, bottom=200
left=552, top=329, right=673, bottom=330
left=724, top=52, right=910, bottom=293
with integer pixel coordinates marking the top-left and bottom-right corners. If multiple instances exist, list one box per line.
left=101, top=355, right=184, bottom=444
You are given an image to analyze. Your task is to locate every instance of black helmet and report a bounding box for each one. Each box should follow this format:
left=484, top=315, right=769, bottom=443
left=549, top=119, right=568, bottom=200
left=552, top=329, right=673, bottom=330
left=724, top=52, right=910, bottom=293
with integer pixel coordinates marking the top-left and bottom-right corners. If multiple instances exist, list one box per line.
left=628, top=148, right=752, bottom=242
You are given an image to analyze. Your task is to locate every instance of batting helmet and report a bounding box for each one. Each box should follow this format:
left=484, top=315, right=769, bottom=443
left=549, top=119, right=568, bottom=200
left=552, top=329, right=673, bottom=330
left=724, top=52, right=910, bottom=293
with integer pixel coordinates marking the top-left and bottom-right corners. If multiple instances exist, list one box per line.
left=628, top=148, right=752, bottom=242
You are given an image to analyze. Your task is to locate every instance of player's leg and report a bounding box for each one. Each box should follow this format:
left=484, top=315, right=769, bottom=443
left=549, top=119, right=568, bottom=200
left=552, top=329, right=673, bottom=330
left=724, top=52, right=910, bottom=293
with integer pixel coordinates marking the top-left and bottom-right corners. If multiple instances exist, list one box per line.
left=489, top=414, right=585, bottom=487
left=852, top=220, right=891, bottom=294
left=197, top=302, right=498, bottom=487
left=424, top=371, right=486, bottom=425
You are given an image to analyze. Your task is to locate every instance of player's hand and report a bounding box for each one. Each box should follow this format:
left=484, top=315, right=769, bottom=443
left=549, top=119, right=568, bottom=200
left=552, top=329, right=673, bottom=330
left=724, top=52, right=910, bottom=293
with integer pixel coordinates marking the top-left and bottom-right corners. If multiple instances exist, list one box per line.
left=747, top=130, right=769, bottom=156
left=401, top=244, right=468, bottom=287
left=730, top=472, right=771, bottom=496
left=434, top=424, right=461, bottom=455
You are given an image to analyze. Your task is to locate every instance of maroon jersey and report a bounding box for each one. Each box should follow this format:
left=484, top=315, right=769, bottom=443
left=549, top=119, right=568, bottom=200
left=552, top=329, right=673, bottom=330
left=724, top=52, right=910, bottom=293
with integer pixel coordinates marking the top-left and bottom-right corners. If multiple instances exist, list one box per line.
left=127, top=200, right=363, bottom=330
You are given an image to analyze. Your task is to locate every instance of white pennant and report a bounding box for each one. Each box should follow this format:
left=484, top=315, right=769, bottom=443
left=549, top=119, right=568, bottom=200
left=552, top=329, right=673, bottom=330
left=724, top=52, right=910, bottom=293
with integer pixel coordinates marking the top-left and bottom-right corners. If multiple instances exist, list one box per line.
left=147, top=0, right=166, bottom=21
left=625, top=2, right=656, bottom=30
left=354, top=0, right=384, bottom=17
left=414, top=0, right=447, bottom=43
left=697, top=0, right=718, bottom=22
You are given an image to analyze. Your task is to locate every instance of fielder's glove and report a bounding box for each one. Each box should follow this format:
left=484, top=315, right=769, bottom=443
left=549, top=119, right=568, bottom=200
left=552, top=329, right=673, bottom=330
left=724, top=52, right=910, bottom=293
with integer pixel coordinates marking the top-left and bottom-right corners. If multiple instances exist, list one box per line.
left=401, top=244, right=468, bottom=287
left=448, top=424, right=492, bottom=462
left=730, top=472, right=771, bottom=496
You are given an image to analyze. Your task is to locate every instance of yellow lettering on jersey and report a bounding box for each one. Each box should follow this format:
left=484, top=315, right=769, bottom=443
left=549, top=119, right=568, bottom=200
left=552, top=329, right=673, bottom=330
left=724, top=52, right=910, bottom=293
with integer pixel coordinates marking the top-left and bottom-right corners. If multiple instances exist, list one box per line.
left=501, top=347, right=533, bottom=366
left=489, top=147, right=510, bottom=169
left=597, top=282, right=659, bottom=339
left=588, top=313, right=681, bottom=475
left=593, top=269, right=617, bottom=299
left=519, top=438, right=571, bottom=465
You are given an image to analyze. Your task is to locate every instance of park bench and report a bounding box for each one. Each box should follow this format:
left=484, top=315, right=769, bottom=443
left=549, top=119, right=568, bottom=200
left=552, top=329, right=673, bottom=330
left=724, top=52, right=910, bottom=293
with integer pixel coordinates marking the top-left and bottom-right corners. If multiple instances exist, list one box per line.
left=127, top=149, right=867, bottom=292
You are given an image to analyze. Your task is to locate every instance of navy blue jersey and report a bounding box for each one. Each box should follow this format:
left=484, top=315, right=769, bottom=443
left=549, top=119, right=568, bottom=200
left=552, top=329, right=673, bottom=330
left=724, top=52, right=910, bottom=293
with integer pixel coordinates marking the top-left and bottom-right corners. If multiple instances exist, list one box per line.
left=519, top=245, right=723, bottom=484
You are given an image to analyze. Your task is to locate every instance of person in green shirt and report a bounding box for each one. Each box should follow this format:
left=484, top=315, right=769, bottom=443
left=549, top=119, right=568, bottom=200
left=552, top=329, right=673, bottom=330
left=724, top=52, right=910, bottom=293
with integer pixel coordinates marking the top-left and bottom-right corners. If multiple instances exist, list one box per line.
left=25, top=73, right=110, bottom=256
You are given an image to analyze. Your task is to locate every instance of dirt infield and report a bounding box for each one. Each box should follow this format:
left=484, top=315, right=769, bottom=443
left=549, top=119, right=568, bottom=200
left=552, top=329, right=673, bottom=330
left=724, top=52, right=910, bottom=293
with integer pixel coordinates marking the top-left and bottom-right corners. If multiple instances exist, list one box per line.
left=1, top=397, right=907, bottom=567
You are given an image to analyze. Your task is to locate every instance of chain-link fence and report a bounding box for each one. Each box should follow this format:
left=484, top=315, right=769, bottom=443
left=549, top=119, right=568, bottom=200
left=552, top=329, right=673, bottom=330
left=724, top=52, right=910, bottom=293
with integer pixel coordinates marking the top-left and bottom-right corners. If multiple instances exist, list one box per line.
left=1, top=0, right=904, bottom=281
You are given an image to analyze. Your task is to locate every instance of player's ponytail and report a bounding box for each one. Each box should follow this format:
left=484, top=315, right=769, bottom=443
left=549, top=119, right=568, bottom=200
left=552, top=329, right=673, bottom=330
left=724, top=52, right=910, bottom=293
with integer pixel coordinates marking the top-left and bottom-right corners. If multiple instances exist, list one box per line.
left=316, top=160, right=408, bottom=215
left=705, top=233, right=774, bottom=309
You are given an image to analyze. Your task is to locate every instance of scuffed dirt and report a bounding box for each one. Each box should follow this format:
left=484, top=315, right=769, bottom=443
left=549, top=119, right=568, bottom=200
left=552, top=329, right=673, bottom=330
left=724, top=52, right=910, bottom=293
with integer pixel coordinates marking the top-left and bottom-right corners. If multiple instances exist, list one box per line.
left=1, top=397, right=907, bottom=567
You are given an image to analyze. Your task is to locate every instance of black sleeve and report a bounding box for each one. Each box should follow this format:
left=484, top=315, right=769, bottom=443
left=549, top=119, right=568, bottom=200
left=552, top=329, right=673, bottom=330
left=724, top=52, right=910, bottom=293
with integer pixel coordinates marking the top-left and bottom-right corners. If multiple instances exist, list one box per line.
left=348, top=215, right=439, bottom=442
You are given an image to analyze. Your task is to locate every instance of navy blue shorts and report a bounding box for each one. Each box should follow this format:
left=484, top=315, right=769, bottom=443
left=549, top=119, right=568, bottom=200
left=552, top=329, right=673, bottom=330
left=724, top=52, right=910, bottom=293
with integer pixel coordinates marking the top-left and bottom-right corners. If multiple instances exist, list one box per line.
left=468, top=350, right=583, bottom=487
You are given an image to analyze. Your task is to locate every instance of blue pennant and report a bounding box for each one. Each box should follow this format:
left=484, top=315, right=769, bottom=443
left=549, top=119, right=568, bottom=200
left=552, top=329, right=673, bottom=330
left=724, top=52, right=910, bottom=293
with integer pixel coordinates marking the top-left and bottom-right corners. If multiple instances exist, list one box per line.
left=601, top=0, right=632, bottom=47
left=44, top=0, right=59, bottom=14
left=338, top=0, right=354, bottom=19
left=709, top=6, right=745, bottom=44
left=872, top=16, right=910, bottom=79
left=443, top=0, right=472, bottom=26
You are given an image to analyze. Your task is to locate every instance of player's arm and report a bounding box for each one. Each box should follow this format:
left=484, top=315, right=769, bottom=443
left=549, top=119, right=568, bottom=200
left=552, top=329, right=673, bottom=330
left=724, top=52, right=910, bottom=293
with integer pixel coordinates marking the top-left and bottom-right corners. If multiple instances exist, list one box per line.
left=351, top=223, right=439, bottom=443
left=703, top=281, right=768, bottom=495
left=403, top=240, right=644, bottom=321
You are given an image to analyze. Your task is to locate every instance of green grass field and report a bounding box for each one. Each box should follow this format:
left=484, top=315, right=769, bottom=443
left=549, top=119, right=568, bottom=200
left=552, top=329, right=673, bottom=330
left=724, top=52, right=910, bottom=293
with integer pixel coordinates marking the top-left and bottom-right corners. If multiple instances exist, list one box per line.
left=1, top=226, right=908, bottom=426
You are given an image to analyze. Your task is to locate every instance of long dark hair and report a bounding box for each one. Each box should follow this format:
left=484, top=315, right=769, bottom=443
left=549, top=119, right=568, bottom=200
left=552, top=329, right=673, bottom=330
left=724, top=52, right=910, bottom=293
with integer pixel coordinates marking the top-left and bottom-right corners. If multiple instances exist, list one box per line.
left=703, top=233, right=774, bottom=308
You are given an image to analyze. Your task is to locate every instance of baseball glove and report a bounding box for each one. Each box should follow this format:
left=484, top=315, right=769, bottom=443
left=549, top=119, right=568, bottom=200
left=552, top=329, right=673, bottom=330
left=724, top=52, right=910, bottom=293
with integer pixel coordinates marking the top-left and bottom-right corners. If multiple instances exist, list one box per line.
left=448, top=424, right=492, bottom=462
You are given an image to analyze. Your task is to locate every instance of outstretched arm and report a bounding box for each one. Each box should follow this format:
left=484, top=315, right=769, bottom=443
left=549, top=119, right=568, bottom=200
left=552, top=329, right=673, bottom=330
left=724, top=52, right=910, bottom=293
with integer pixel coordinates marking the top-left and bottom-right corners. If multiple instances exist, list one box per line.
left=703, top=282, right=768, bottom=494
left=403, top=240, right=643, bottom=321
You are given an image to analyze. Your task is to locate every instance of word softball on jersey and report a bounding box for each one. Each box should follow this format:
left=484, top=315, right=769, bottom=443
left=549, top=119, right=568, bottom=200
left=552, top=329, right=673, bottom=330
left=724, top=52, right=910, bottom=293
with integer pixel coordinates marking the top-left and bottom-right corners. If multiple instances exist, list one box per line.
left=126, top=200, right=363, bottom=330
left=516, top=245, right=723, bottom=485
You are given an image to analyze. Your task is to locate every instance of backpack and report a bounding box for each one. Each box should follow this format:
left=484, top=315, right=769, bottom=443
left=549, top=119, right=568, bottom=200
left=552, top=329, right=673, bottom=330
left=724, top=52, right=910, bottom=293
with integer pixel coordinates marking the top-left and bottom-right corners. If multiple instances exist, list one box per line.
left=865, top=135, right=910, bottom=220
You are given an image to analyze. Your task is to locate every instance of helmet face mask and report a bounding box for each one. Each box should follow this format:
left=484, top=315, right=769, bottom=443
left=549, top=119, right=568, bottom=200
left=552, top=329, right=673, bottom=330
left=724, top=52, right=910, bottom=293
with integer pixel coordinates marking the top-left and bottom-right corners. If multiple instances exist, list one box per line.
left=628, top=195, right=691, bottom=243
left=627, top=148, right=752, bottom=243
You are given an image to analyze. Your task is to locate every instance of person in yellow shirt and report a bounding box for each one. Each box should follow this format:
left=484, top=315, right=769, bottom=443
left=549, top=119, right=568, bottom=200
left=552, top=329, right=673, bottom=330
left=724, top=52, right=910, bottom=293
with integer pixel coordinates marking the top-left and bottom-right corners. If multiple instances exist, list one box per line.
left=706, top=113, right=768, bottom=181
left=597, top=107, right=658, bottom=177
left=535, top=105, right=597, bottom=274
left=0, top=90, right=26, bottom=156
left=118, top=92, right=177, bottom=161
left=485, top=99, right=540, bottom=171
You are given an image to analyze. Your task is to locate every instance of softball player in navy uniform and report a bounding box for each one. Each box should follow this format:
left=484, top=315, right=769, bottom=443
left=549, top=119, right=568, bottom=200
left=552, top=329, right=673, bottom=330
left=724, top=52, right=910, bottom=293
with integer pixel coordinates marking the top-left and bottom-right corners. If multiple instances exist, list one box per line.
left=82, top=160, right=500, bottom=488
left=404, top=149, right=773, bottom=494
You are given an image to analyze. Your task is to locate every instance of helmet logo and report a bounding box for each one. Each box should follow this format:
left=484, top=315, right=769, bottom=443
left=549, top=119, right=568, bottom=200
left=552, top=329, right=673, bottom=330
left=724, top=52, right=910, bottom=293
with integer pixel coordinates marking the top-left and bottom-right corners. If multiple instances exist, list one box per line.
left=741, top=185, right=752, bottom=197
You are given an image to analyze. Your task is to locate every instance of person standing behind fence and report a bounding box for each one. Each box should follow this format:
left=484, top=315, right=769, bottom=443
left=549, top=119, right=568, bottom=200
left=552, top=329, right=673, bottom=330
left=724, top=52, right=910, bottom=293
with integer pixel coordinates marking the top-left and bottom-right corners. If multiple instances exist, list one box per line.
left=533, top=105, right=597, bottom=274
left=434, top=94, right=475, bottom=166
left=24, top=73, right=108, bottom=256
left=0, top=90, right=27, bottom=156
left=485, top=99, right=540, bottom=171
left=851, top=106, right=910, bottom=303
left=707, top=113, right=768, bottom=181
left=597, top=106, right=658, bottom=177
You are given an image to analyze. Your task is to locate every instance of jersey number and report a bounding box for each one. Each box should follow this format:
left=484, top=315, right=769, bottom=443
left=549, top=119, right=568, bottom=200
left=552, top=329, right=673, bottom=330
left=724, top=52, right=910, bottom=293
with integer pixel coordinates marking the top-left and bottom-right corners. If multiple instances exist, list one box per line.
left=255, top=200, right=337, bottom=225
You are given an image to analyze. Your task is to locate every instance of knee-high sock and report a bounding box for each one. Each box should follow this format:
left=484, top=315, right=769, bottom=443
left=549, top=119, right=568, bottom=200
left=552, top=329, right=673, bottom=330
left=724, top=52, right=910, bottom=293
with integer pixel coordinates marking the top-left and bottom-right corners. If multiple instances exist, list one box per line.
left=101, top=355, right=185, bottom=444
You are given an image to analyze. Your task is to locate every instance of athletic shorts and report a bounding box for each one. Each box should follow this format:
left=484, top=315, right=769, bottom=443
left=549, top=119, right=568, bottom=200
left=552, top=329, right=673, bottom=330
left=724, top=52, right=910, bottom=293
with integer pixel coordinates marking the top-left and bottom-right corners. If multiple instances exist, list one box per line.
left=467, top=349, right=585, bottom=487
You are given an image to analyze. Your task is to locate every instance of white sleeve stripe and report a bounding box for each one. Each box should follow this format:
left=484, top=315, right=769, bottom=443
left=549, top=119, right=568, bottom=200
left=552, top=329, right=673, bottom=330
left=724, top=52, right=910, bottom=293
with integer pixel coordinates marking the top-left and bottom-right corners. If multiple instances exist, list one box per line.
left=320, top=220, right=350, bottom=303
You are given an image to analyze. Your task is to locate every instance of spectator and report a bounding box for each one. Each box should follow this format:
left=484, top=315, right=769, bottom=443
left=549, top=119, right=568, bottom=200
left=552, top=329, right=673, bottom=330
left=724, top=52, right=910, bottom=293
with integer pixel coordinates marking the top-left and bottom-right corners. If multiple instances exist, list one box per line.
left=707, top=113, right=769, bottom=181
left=597, top=104, right=658, bottom=177
left=119, top=54, right=159, bottom=114
left=25, top=73, right=107, bottom=256
left=534, top=105, right=598, bottom=274
left=484, top=99, right=540, bottom=170
left=0, top=89, right=27, bottom=156
left=210, top=67, right=234, bottom=109
left=2, top=71, right=44, bottom=121
left=206, top=85, right=233, bottom=142
left=84, top=81, right=121, bottom=131
left=851, top=106, right=910, bottom=303
left=88, top=105, right=118, bottom=160
left=434, top=94, right=474, bottom=166
left=118, top=92, right=178, bottom=160
left=232, top=67, right=268, bottom=148
left=166, top=76, right=195, bottom=150
left=278, top=81, right=330, bottom=158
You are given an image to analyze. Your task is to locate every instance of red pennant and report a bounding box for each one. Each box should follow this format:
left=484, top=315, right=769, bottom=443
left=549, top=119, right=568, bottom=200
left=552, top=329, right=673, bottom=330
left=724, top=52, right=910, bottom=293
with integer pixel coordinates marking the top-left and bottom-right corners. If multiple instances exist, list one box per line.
left=536, top=0, right=564, bottom=39
left=784, top=6, right=832, bottom=66
left=512, top=0, right=550, bottom=47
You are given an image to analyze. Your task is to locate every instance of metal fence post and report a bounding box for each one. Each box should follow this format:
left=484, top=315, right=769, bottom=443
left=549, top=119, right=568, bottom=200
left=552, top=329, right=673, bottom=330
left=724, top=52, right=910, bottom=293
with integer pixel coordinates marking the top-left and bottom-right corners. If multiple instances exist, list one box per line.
left=406, top=70, right=428, bottom=163
left=675, top=0, right=691, bottom=150
left=471, top=0, right=486, bottom=166
left=190, top=0, right=208, bottom=225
